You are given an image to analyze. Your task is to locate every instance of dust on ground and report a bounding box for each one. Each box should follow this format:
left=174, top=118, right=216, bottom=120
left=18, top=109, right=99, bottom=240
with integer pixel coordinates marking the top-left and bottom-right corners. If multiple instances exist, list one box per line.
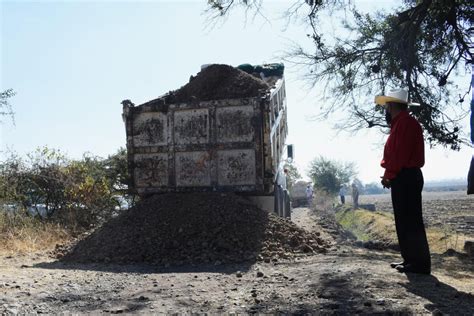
left=1, top=203, right=473, bottom=314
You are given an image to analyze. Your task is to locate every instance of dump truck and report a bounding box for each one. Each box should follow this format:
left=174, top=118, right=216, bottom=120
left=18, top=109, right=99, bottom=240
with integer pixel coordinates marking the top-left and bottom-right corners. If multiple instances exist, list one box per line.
left=290, top=180, right=311, bottom=208
left=122, top=63, right=292, bottom=217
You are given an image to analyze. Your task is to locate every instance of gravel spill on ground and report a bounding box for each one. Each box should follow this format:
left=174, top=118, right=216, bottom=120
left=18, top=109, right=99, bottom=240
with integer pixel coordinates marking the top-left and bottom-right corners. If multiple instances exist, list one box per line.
left=59, top=193, right=328, bottom=265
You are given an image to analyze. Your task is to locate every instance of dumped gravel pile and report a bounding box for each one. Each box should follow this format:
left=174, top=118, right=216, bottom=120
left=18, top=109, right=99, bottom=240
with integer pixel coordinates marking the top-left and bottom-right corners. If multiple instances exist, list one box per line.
left=170, top=64, right=269, bottom=103
left=60, top=193, right=328, bottom=265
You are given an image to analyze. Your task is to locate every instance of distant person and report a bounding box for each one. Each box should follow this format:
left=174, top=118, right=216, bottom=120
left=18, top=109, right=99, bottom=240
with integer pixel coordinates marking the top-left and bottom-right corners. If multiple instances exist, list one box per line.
left=351, top=182, right=359, bottom=210
left=376, top=88, right=431, bottom=275
left=305, top=184, right=314, bottom=207
left=339, top=185, right=346, bottom=204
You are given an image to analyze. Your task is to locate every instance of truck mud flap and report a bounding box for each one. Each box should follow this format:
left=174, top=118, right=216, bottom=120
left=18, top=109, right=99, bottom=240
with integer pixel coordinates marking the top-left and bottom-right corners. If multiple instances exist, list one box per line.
left=284, top=190, right=291, bottom=218
left=274, top=185, right=282, bottom=216
left=274, top=185, right=291, bottom=218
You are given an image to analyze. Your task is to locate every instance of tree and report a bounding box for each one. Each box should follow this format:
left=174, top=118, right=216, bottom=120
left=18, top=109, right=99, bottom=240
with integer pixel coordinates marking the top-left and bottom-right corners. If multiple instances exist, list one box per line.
left=207, top=0, right=473, bottom=150
left=0, top=147, right=131, bottom=228
left=364, top=182, right=387, bottom=195
left=104, top=147, right=130, bottom=193
left=0, top=147, right=70, bottom=215
left=0, top=89, right=15, bottom=123
left=103, top=147, right=136, bottom=208
left=0, top=151, right=28, bottom=208
left=307, top=156, right=356, bottom=194
left=284, top=161, right=302, bottom=191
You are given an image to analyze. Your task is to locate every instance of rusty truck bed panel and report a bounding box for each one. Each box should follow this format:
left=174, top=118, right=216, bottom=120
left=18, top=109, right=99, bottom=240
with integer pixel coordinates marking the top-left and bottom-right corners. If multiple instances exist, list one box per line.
left=124, top=98, right=266, bottom=195
left=123, top=72, right=288, bottom=197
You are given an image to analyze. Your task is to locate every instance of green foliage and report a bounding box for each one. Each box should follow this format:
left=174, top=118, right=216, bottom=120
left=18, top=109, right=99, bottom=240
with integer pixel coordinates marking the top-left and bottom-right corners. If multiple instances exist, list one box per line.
left=335, top=209, right=371, bottom=242
left=335, top=208, right=396, bottom=243
left=207, top=0, right=473, bottom=149
left=284, top=161, right=302, bottom=191
left=62, top=154, right=115, bottom=226
left=0, top=147, right=132, bottom=229
left=312, top=0, right=473, bottom=150
left=25, top=147, right=69, bottom=213
left=104, top=147, right=131, bottom=192
left=0, top=151, right=26, bottom=207
left=364, top=182, right=387, bottom=195
left=307, top=156, right=356, bottom=194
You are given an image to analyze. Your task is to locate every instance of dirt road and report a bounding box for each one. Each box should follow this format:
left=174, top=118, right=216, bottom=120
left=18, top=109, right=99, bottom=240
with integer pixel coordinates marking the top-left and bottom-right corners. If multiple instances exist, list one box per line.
left=1, top=207, right=473, bottom=314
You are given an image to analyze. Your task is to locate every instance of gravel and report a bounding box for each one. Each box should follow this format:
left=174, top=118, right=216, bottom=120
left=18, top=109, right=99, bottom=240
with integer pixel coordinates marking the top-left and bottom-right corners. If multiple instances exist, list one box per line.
left=169, top=64, right=269, bottom=103
left=58, top=193, right=328, bottom=265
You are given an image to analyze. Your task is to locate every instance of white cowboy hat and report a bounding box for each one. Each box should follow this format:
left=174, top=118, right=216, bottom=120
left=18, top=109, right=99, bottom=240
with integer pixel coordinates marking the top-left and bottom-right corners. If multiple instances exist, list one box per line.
left=374, top=89, right=420, bottom=106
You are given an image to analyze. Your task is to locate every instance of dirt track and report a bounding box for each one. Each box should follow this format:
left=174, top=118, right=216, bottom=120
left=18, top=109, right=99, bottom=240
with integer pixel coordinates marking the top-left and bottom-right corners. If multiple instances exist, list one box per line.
left=1, top=207, right=473, bottom=314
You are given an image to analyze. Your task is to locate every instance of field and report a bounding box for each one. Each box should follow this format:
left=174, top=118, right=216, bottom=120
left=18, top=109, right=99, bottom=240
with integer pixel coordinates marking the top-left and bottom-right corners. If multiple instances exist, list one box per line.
left=359, top=191, right=474, bottom=237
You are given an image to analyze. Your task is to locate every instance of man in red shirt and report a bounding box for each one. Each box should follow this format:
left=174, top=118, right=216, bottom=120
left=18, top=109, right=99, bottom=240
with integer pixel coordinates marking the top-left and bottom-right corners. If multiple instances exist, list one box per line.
left=376, top=89, right=431, bottom=275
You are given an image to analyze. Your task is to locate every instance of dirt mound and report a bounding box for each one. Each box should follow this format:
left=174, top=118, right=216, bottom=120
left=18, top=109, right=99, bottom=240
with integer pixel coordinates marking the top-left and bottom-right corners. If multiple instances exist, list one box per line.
left=170, top=64, right=269, bottom=103
left=59, top=193, right=328, bottom=265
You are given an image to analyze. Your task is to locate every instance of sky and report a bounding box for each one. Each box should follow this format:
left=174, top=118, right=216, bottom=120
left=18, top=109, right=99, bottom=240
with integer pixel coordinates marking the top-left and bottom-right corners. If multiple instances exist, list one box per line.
left=1, top=0, right=473, bottom=184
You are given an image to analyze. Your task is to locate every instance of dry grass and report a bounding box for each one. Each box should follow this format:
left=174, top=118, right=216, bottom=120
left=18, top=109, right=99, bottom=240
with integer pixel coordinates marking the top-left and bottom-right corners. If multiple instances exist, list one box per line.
left=0, top=211, right=70, bottom=255
left=336, top=208, right=469, bottom=254
left=426, top=228, right=469, bottom=254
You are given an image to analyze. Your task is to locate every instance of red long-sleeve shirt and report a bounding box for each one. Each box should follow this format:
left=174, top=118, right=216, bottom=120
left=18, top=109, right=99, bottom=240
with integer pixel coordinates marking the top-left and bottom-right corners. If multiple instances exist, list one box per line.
left=381, top=111, right=425, bottom=180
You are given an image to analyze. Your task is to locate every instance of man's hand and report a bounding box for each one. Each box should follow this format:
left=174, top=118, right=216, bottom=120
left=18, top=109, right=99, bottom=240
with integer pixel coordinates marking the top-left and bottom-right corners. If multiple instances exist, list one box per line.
left=381, top=177, right=391, bottom=189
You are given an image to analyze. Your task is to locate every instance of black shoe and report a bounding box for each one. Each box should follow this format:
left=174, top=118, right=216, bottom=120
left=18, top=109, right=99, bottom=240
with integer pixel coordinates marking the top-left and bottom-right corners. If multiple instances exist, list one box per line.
left=390, top=261, right=405, bottom=269
left=395, top=263, right=430, bottom=275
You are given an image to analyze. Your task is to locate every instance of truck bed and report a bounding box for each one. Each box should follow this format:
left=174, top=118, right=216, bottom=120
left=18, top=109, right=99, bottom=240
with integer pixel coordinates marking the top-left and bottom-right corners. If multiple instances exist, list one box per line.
left=124, top=97, right=265, bottom=195
left=122, top=64, right=287, bottom=197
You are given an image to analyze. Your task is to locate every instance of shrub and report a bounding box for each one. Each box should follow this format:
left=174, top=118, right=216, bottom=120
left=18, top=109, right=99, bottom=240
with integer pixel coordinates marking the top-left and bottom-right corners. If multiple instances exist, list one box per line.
left=308, top=156, right=356, bottom=195
left=0, top=147, right=132, bottom=230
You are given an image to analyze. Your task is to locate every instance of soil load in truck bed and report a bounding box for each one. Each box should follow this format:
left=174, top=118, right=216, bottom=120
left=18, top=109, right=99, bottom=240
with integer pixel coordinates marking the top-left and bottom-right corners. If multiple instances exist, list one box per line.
left=59, top=193, right=328, bottom=265
left=169, top=64, right=269, bottom=103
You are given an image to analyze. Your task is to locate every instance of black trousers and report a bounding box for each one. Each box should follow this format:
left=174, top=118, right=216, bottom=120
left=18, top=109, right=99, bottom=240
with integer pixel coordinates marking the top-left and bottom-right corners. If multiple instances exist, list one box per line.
left=391, top=168, right=431, bottom=271
left=468, top=156, right=474, bottom=194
